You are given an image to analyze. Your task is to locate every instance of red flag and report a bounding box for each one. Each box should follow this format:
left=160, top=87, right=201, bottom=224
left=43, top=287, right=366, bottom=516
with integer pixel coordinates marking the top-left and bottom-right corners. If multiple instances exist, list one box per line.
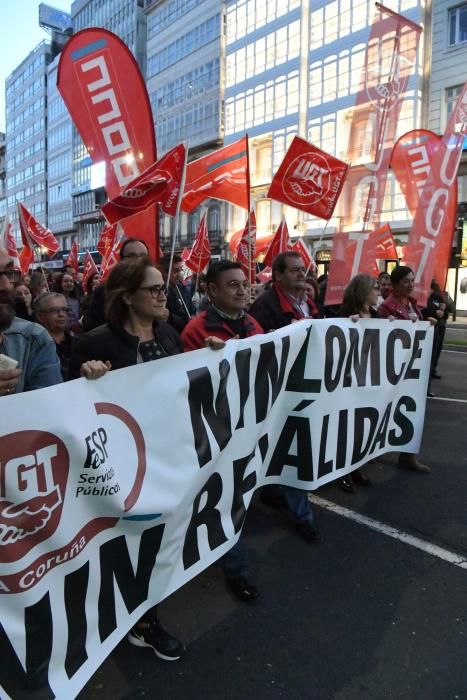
left=102, top=144, right=186, bottom=224
left=391, top=128, right=458, bottom=296
left=82, top=252, right=99, bottom=292
left=263, top=218, right=291, bottom=267
left=182, top=136, right=249, bottom=213
left=181, top=247, right=190, bottom=262
left=235, top=211, right=256, bottom=284
left=257, top=266, right=272, bottom=284
left=97, top=223, right=117, bottom=257
left=19, top=246, right=34, bottom=276
left=373, top=223, right=398, bottom=260
left=268, top=137, right=348, bottom=219
left=2, top=219, right=21, bottom=270
left=326, top=5, right=422, bottom=305
left=57, top=28, right=159, bottom=260
left=65, top=240, right=79, bottom=275
left=17, top=203, right=60, bottom=254
left=101, top=224, right=125, bottom=281
left=292, top=237, right=315, bottom=271
left=185, top=213, right=211, bottom=273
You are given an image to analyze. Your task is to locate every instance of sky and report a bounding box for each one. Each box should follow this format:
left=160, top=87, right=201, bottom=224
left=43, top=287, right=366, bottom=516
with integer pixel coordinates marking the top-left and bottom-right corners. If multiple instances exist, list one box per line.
left=0, top=0, right=72, bottom=133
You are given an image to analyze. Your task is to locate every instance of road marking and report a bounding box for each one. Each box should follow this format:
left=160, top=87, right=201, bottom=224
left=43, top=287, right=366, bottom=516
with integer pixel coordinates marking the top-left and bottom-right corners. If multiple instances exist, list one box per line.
left=443, top=349, right=467, bottom=354
left=429, top=396, right=467, bottom=404
left=309, top=495, right=467, bottom=571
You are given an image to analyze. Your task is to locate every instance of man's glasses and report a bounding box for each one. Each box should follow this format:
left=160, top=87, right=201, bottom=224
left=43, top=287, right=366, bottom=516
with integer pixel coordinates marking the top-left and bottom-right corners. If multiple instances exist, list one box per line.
left=40, top=307, right=69, bottom=314
left=138, top=284, right=167, bottom=298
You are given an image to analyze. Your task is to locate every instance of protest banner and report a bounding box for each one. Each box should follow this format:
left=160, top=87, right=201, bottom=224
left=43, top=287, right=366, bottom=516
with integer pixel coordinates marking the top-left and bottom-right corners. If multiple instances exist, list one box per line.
left=0, top=319, right=432, bottom=699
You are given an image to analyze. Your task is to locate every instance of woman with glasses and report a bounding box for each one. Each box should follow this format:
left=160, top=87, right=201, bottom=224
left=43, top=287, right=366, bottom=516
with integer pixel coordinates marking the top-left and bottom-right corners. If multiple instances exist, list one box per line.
left=69, top=256, right=184, bottom=661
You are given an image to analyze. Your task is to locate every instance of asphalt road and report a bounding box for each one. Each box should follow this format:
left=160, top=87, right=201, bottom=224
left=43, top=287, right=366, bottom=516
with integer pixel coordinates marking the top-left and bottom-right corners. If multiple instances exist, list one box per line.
left=79, top=348, right=467, bottom=700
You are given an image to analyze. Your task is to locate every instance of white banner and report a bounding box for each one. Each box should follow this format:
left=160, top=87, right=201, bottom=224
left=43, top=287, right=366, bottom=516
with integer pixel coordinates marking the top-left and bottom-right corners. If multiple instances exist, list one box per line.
left=0, top=319, right=432, bottom=699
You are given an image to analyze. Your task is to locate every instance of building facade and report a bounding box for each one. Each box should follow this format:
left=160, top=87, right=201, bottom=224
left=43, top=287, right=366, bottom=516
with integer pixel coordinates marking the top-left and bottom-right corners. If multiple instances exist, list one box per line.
left=5, top=41, right=52, bottom=245
left=224, top=0, right=429, bottom=270
left=70, top=0, right=148, bottom=250
left=428, top=0, right=467, bottom=312
left=0, top=133, right=6, bottom=232
left=145, top=0, right=226, bottom=254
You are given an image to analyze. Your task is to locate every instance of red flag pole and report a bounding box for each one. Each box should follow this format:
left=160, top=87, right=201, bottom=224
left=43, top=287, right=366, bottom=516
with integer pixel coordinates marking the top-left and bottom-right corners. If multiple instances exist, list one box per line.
left=166, top=143, right=188, bottom=288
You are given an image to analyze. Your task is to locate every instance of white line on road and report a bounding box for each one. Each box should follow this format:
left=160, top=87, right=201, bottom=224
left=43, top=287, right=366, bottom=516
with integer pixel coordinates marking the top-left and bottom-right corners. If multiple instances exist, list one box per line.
left=443, top=349, right=467, bottom=354
left=309, top=495, right=467, bottom=571
left=428, top=396, right=467, bottom=404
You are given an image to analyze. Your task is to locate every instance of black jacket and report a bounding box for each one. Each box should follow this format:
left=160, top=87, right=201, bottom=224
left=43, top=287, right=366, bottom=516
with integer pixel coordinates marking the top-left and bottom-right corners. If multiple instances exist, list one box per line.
left=69, top=320, right=183, bottom=379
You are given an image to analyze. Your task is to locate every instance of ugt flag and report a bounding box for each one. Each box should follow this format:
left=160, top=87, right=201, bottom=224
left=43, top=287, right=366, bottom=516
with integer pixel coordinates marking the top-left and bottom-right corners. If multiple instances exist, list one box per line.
left=292, top=237, right=315, bottom=272
left=17, top=203, right=60, bottom=254
left=185, top=213, right=211, bottom=273
left=263, top=217, right=291, bottom=267
left=82, top=252, right=99, bottom=292
left=65, top=239, right=79, bottom=275
left=102, top=144, right=186, bottom=224
left=268, top=137, right=348, bottom=220
left=182, top=136, right=249, bottom=213
left=235, top=210, right=256, bottom=284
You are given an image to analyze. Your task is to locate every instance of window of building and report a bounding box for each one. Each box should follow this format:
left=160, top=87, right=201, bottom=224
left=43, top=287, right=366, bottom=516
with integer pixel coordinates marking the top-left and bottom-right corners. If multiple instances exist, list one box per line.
left=448, top=4, right=467, bottom=46
left=446, top=84, right=463, bottom=122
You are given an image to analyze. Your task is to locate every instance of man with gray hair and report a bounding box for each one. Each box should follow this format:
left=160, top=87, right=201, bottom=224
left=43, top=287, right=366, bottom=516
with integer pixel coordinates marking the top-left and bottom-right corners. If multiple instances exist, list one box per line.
left=34, top=292, right=74, bottom=381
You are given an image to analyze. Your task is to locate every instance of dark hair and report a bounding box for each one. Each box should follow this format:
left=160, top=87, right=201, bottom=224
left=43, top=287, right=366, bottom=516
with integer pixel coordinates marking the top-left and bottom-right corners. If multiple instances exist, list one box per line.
left=378, top=271, right=391, bottom=282
left=104, top=256, right=153, bottom=328
left=54, top=272, right=77, bottom=297
left=272, top=251, right=302, bottom=278
left=159, top=253, right=182, bottom=273
left=340, top=274, right=377, bottom=315
left=205, top=261, right=242, bottom=286
left=85, top=272, right=100, bottom=295
left=306, top=276, right=319, bottom=299
left=119, top=238, right=149, bottom=260
left=390, top=265, right=413, bottom=286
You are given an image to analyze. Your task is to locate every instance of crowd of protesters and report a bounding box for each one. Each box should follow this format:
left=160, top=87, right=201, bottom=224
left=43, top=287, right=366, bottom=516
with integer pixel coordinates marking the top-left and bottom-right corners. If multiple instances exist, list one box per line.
left=0, top=240, right=453, bottom=662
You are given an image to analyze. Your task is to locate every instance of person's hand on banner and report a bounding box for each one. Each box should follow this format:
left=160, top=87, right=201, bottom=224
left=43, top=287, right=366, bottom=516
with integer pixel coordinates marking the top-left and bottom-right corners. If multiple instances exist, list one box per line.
left=427, top=317, right=438, bottom=326
left=80, top=360, right=111, bottom=379
left=204, top=336, right=227, bottom=350
left=349, top=314, right=360, bottom=323
left=0, top=368, right=21, bottom=396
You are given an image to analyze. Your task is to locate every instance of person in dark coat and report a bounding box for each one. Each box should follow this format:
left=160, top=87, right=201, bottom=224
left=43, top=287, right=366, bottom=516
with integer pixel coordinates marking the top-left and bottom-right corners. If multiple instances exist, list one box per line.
left=159, top=253, right=194, bottom=333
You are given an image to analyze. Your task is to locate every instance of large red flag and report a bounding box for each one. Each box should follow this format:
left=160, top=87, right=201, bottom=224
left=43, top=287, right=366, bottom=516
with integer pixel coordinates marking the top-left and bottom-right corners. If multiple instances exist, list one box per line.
left=326, top=5, right=422, bottom=304
left=2, top=219, right=21, bottom=270
left=263, top=218, right=291, bottom=267
left=19, top=246, right=34, bottom=276
left=65, top=239, right=79, bottom=275
left=268, top=137, right=348, bottom=219
left=236, top=211, right=256, bottom=284
left=391, top=128, right=459, bottom=296
left=57, top=28, right=159, bottom=259
left=102, top=144, right=186, bottom=224
left=292, top=237, right=315, bottom=271
left=82, top=252, right=99, bottom=293
left=17, top=203, right=60, bottom=254
left=181, top=136, right=249, bottom=213
left=185, top=213, right=211, bottom=273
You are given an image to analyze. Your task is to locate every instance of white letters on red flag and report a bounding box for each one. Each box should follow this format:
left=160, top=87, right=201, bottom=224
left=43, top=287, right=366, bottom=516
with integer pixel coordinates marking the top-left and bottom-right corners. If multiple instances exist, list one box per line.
left=65, top=240, right=79, bottom=275
left=82, top=252, right=99, bottom=292
left=236, top=211, right=256, bottom=284
left=263, top=217, right=291, bottom=267
left=268, top=137, right=348, bottom=219
left=2, top=219, right=20, bottom=270
left=102, top=144, right=187, bottom=224
left=393, top=126, right=461, bottom=300
left=373, top=223, right=398, bottom=260
left=97, top=223, right=117, bottom=257
left=292, top=237, right=315, bottom=271
left=185, top=213, right=211, bottom=273
left=326, top=5, right=422, bottom=305
left=101, top=225, right=125, bottom=281
left=17, top=203, right=60, bottom=254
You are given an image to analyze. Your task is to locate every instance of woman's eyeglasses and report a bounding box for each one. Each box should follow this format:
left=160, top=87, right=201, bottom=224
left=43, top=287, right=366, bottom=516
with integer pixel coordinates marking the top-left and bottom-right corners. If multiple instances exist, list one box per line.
left=138, top=284, right=167, bottom=298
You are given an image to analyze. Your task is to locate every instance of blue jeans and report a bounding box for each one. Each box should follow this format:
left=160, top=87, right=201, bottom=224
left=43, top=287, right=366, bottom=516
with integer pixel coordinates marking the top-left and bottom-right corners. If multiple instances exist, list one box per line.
left=283, top=486, right=314, bottom=524
left=221, top=539, right=249, bottom=579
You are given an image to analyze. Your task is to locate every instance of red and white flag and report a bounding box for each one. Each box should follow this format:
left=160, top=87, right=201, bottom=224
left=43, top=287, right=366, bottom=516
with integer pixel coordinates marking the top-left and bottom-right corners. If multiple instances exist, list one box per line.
left=268, top=137, right=348, bottom=220
left=263, top=218, right=291, bottom=267
left=102, top=144, right=187, bottom=225
left=185, top=213, right=211, bottom=273
left=182, top=136, right=250, bottom=213
left=18, top=246, right=34, bottom=276
left=326, top=5, right=422, bottom=305
left=82, top=252, right=99, bottom=293
left=292, top=237, right=315, bottom=272
left=236, top=211, right=256, bottom=284
left=97, top=224, right=118, bottom=257
left=101, top=225, right=126, bottom=281
left=372, top=223, right=398, bottom=260
left=392, top=127, right=460, bottom=299
left=65, top=239, right=79, bottom=276
left=17, top=203, right=60, bottom=254
left=2, top=219, right=21, bottom=270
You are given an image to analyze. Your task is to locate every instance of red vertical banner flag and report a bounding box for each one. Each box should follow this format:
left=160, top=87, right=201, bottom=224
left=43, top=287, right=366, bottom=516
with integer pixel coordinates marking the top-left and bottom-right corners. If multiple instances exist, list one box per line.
left=97, top=223, right=117, bottom=257
left=101, top=224, right=125, bottom=281
left=65, top=239, right=79, bottom=275
left=102, top=144, right=186, bottom=224
left=326, top=4, right=422, bottom=304
left=19, top=246, right=34, bottom=276
left=393, top=126, right=462, bottom=301
left=263, top=217, right=291, bottom=267
left=236, top=211, right=256, bottom=284
left=181, top=136, right=249, bottom=212
left=185, top=213, right=211, bottom=273
left=17, top=203, right=60, bottom=254
left=2, top=219, right=21, bottom=270
left=82, top=252, right=99, bottom=292
left=268, top=137, right=348, bottom=219
left=57, top=29, right=159, bottom=260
